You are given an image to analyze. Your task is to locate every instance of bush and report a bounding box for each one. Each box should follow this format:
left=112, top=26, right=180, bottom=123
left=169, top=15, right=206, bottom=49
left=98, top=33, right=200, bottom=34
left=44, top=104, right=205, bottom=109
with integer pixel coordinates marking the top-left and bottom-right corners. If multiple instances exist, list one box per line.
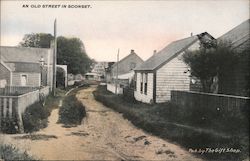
left=22, top=93, right=60, bottom=133
left=0, top=117, right=19, bottom=134
left=0, top=144, right=36, bottom=161
left=22, top=101, right=50, bottom=133
left=58, top=94, right=86, bottom=125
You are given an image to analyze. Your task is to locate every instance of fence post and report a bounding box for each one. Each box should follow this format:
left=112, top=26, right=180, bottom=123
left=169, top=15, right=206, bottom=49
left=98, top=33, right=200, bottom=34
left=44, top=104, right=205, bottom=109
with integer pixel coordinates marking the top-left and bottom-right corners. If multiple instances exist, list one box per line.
left=16, top=97, right=24, bottom=133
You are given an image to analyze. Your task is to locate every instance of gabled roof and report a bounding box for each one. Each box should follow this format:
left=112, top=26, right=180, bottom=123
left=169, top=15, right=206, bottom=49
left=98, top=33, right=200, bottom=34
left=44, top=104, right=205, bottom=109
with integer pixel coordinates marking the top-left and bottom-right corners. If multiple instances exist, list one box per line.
left=112, top=51, right=143, bottom=68
left=135, top=32, right=214, bottom=71
left=5, top=62, right=40, bottom=73
left=0, top=60, right=12, bottom=72
left=218, top=19, right=250, bottom=50
left=0, top=46, right=53, bottom=64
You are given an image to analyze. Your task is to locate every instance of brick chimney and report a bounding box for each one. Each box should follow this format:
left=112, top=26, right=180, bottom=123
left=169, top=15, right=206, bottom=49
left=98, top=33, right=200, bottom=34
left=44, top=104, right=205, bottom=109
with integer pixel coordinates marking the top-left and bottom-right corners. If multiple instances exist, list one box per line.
left=131, top=49, right=135, bottom=54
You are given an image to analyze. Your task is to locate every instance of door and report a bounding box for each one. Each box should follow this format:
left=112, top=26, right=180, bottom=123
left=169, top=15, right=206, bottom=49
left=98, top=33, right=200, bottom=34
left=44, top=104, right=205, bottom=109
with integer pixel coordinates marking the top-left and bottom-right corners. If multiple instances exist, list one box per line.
left=21, top=75, right=27, bottom=86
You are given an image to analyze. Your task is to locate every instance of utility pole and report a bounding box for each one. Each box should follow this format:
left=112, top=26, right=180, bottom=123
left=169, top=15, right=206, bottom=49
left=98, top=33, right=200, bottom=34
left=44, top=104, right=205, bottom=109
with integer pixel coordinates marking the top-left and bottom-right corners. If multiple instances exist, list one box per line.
left=115, top=49, right=119, bottom=95
left=52, top=19, right=57, bottom=96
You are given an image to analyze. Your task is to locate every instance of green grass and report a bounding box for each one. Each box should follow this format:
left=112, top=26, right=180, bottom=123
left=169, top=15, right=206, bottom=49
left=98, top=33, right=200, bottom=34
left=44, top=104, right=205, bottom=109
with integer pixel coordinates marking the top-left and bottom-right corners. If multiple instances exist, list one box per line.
left=58, top=87, right=86, bottom=126
left=93, top=85, right=249, bottom=161
left=0, top=144, right=37, bottom=161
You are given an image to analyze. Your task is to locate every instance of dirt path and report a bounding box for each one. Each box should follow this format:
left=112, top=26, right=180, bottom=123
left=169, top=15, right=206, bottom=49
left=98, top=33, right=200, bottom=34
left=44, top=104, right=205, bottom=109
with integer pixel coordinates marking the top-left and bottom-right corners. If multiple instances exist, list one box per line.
left=0, top=86, right=203, bottom=160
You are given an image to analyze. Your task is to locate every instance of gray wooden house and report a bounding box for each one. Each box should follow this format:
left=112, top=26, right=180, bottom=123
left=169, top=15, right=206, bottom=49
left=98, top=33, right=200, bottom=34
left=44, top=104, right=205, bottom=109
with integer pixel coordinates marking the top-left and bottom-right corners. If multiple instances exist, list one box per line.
left=134, top=32, right=215, bottom=103
left=0, top=46, right=53, bottom=87
left=111, top=50, right=144, bottom=78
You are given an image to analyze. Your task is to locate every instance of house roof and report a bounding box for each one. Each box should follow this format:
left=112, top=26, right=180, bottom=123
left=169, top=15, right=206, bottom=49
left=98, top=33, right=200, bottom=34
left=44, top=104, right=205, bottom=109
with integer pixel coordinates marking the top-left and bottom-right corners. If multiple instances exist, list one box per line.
left=135, top=33, right=213, bottom=71
left=5, top=62, right=41, bottom=73
left=0, top=46, right=53, bottom=64
left=218, top=19, right=250, bottom=50
left=112, top=51, right=143, bottom=68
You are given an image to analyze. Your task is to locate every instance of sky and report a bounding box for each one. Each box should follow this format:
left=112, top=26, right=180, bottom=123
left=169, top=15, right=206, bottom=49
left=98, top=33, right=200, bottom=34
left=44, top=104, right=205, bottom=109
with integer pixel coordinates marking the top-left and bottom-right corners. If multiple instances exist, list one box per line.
left=0, top=0, right=249, bottom=62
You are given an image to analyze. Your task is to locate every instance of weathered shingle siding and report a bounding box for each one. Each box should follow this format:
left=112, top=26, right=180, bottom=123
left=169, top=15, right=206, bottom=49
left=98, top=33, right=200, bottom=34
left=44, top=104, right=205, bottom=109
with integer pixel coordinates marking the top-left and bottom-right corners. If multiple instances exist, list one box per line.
left=134, top=72, right=154, bottom=103
left=155, top=41, right=201, bottom=103
left=12, top=72, right=40, bottom=87
left=156, top=54, right=190, bottom=103
left=0, top=63, right=11, bottom=85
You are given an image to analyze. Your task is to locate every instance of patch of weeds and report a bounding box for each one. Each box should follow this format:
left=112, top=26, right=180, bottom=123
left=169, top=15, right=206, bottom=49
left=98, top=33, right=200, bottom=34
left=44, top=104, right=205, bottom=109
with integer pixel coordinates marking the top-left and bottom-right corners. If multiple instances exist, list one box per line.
left=133, top=135, right=146, bottom=142
left=0, top=144, right=37, bottom=161
left=14, top=134, right=58, bottom=141
left=70, top=131, right=89, bottom=136
left=58, top=93, right=86, bottom=126
left=156, top=149, right=175, bottom=155
left=0, top=117, right=19, bottom=134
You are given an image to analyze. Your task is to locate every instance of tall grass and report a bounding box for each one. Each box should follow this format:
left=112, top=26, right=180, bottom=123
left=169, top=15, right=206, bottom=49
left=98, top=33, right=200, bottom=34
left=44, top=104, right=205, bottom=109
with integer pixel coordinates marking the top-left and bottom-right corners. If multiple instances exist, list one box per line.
left=58, top=90, right=86, bottom=125
left=22, top=90, right=66, bottom=133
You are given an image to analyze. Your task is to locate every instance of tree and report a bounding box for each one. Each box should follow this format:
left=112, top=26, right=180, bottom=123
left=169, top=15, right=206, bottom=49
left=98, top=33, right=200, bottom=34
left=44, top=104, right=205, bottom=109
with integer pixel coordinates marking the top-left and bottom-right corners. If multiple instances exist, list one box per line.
left=57, top=37, right=92, bottom=74
left=19, top=33, right=54, bottom=48
left=19, top=33, right=92, bottom=75
left=183, top=41, right=239, bottom=93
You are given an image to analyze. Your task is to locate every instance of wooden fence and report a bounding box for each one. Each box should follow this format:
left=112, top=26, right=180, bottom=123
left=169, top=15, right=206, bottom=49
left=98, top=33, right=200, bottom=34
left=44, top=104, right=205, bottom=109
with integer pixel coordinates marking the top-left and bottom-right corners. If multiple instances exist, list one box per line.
left=171, top=90, right=249, bottom=114
left=0, top=86, right=39, bottom=96
left=0, top=86, right=50, bottom=133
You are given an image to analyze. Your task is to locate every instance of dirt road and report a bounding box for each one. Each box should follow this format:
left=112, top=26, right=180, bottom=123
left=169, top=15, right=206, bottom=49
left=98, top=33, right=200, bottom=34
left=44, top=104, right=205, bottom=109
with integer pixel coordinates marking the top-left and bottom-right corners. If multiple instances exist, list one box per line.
left=1, top=86, right=203, bottom=160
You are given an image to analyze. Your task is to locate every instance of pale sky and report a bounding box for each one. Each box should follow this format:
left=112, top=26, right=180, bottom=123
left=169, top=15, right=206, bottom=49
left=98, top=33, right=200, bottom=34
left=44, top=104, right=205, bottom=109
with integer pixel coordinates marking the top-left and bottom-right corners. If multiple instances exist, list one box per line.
left=0, top=0, right=249, bottom=61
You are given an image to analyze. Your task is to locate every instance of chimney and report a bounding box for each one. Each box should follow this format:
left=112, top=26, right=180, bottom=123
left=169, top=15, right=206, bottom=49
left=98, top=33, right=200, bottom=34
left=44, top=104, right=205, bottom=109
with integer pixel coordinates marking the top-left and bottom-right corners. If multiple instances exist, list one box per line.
left=131, top=49, right=135, bottom=54
left=191, top=32, right=193, bottom=36
left=153, top=50, right=157, bottom=55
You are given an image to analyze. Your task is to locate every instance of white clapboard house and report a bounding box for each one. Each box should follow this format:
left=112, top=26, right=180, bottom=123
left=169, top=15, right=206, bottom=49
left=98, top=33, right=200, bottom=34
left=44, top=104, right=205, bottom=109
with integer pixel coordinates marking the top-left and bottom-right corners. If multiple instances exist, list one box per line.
left=134, top=32, right=215, bottom=103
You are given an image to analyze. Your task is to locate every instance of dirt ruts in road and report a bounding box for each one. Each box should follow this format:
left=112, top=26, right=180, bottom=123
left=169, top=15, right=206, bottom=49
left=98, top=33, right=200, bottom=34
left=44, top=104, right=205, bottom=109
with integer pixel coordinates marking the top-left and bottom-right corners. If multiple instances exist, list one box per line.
left=0, top=86, right=203, bottom=160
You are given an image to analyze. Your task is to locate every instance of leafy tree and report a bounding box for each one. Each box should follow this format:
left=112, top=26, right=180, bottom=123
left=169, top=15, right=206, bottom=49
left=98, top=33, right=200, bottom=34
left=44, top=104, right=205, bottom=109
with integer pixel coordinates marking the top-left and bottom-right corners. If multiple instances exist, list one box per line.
left=19, top=33, right=53, bottom=48
left=57, top=36, right=92, bottom=74
left=183, top=41, right=239, bottom=93
left=19, top=33, right=92, bottom=75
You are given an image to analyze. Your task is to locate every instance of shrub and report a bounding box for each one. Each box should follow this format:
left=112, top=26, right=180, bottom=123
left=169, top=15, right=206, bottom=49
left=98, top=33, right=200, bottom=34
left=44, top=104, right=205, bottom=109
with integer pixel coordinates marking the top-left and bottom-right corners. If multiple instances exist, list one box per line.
left=0, top=144, right=36, bottom=161
left=58, top=94, right=86, bottom=125
left=0, top=117, right=19, bottom=134
left=22, top=101, right=50, bottom=133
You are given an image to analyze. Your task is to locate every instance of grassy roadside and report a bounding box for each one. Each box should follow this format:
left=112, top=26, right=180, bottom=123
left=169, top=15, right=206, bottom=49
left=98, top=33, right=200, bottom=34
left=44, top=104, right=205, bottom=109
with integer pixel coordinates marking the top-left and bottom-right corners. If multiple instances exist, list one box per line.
left=93, top=85, right=249, bottom=161
left=0, top=144, right=36, bottom=161
left=58, top=86, right=87, bottom=126
left=22, top=88, right=67, bottom=133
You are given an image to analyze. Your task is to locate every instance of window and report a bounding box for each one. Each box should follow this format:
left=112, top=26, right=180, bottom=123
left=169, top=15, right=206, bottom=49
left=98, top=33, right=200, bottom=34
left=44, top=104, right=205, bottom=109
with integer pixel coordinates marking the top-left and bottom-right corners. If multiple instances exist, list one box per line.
left=20, top=75, right=27, bottom=86
left=140, top=73, right=143, bottom=93
left=130, top=62, right=136, bottom=70
left=144, top=73, right=148, bottom=95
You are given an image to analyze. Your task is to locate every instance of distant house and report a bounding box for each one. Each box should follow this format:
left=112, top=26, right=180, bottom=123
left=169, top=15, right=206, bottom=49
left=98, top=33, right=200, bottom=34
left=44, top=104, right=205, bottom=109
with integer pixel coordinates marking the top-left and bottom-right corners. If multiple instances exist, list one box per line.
left=85, top=72, right=101, bottom=81
left=111, top=50, right=144, bottom=78
left=217, top=19, right=250, bottom=96
left=0, top=46, right=53, bottom=88
left=107, top=50, right=144, bottom=94
left=134, top=32, right=215, bottom=103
